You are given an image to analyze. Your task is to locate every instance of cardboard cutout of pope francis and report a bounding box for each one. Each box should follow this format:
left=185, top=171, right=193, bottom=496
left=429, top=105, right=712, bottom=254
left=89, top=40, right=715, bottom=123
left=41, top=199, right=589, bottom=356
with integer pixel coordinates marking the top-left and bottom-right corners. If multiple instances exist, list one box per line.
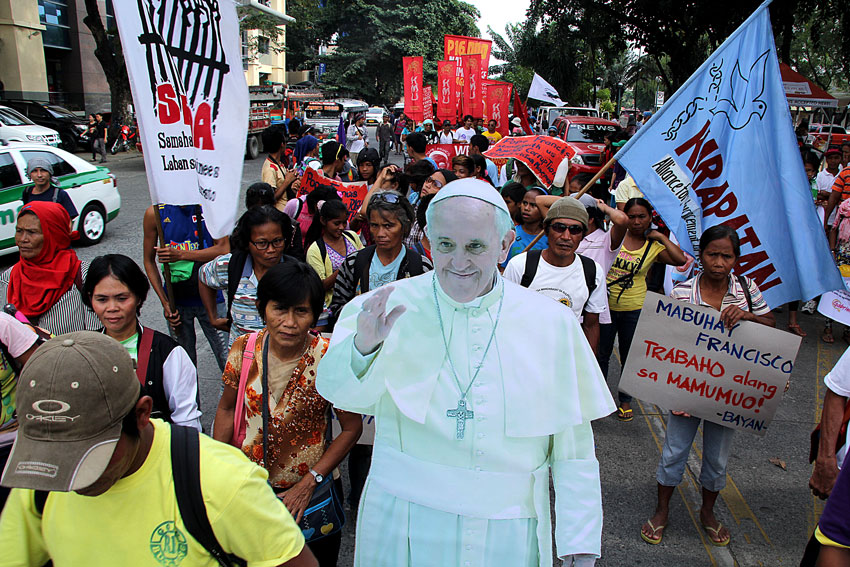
left=317, top=178, right=616, bottom=566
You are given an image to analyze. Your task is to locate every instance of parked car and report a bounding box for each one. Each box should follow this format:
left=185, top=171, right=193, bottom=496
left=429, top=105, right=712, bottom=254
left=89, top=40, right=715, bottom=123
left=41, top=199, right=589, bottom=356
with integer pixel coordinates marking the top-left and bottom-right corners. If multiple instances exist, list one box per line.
left=0, top=106, right=61, bottom=148
left=1, top=100, right=89, bottom=153
left=807, top=124, right=850, bottom=152
left=0, top=142, right=121, bottom=249
left=365, top=106, right=386, bottom=125
left=552, top=115, right=622, bottom=179
left=537, top=106, right=600, bottom=131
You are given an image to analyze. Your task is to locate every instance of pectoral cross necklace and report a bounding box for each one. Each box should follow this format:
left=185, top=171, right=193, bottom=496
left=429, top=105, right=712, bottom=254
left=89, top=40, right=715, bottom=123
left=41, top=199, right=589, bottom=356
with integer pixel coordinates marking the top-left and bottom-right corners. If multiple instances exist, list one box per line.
left=432, top=276, right=503, bottom=440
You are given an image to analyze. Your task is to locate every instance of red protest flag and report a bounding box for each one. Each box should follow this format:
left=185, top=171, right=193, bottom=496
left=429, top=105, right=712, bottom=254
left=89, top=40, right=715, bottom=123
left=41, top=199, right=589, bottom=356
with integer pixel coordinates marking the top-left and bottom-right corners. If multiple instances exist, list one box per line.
left=403, top=56, right=424, bottom=121
left=483, top=80, right=512, bottom=137
left=437, top=60, right=458, bottom=123
left=423, top=86, right=434, bottom=121
left=462, top=55, right=483, bottom=119
left=513, top=90, right=533, bottom=135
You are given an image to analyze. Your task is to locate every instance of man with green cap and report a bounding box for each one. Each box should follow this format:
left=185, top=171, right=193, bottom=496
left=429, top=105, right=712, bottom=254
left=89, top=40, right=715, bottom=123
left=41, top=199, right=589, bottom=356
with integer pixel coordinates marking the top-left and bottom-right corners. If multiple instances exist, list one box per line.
left=503, top=196, right=607, bottom=353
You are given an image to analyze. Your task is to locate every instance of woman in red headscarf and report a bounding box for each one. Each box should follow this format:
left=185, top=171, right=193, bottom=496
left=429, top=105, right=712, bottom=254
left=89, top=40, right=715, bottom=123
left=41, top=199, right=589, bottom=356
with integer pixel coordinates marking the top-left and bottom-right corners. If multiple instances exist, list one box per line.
left=0, top=202, right=100, bottom=335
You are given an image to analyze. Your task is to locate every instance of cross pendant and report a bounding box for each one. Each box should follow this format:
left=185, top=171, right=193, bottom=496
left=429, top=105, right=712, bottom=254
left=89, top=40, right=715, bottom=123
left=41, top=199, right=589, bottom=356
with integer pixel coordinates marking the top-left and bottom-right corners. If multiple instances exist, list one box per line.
left=446, top=399, right=474, bottom=440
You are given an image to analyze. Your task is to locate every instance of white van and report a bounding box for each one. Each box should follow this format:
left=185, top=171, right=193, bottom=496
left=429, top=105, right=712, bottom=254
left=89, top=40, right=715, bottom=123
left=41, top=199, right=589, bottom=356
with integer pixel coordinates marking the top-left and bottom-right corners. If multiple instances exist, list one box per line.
left=0, top=106, right=61, bottom=147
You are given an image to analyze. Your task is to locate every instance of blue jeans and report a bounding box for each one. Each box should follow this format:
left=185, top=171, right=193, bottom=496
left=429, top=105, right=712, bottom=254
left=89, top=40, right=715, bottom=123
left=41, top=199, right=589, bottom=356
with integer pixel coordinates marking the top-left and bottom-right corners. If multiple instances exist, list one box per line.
left=169, top=302, right=228, bottom=371
left=597, top=309, right=641, bottom=404
left=656, top=413, right=736, bottom=492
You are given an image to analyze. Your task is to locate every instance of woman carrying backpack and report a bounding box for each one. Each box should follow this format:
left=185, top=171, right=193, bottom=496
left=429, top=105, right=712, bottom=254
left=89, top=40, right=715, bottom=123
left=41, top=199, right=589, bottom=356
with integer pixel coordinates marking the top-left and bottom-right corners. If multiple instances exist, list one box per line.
left=84, top=254, right=201, bottom=430
left=304, top=200, right=363, bottom=330
left=599, top=197, right=686, bottom=422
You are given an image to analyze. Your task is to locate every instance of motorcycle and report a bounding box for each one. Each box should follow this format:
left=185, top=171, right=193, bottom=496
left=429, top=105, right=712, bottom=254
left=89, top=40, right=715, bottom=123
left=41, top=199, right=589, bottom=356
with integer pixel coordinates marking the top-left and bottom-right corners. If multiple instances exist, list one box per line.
left=110, top=123, right=138, bottom=154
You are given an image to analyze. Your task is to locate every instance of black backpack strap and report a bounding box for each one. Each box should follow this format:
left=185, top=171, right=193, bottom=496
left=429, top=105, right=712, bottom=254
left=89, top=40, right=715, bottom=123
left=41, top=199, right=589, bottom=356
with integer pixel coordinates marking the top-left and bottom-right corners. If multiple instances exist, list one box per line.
left=736, top=274, right=753, bottom=312
left=402, top=247, right=424, bottom=277
left=171, top=425, right=245, bottom=567
left=353, top=246, right=376, bottom=294
left=226, top=251, right=249, bottom=323
left=520, top=250, right=542, bottom=288
left=34, top=490, right=49, bottom=516
left=578, top=254, right=597, bottom=295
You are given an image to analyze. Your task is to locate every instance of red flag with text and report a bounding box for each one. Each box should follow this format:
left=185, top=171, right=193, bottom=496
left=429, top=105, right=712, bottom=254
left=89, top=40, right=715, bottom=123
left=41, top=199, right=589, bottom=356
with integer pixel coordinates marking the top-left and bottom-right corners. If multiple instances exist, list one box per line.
left=403, top=56, right=423, bottom=121
left=483, top=80, right=512, bottom=136
left=444, top=34, right=492, bottom=87
left=423, top=86, right=434, bottom=121
left=462, top=55, right=483, bottom=119
left=436, top=60, right=458, bottom=122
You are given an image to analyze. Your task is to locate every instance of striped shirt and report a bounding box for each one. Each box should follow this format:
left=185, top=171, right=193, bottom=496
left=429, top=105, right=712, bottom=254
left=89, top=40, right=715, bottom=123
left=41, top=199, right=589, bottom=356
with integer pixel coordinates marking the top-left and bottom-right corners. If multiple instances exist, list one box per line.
left=669, top=272, right=770, bottom=315
left=198, top=253, right=267, bottom=347
left=0, top=262, right=101, bottom=336
left=831, top=168, right=850, bottom=201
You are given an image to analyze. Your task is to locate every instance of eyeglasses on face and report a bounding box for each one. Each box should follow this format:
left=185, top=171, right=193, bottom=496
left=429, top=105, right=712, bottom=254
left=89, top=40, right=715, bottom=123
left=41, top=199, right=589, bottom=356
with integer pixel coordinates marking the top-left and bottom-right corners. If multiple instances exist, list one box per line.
left=423, top=177, right=444, bottom=189
left=549, top=222, right=584, bottom=235
left=250, top=237, right=286, bottom=250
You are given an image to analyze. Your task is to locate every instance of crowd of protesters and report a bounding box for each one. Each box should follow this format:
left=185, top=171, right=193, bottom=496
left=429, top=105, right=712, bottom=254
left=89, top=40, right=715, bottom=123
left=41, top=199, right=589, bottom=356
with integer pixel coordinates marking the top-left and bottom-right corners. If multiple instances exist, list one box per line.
left=0, top=108, right=848, bottom=567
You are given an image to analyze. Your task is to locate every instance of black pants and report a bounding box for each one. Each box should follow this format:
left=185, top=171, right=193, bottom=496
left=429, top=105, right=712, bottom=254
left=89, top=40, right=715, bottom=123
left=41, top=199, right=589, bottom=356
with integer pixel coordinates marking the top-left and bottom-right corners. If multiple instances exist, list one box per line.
left=347, top=444, right=372, bottom=510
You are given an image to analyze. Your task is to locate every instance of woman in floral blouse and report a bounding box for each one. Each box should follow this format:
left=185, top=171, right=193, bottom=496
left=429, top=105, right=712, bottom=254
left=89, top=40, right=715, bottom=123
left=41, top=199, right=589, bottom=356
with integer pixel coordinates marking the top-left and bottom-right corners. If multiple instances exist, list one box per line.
left=214, top=260, right=362, bottom=566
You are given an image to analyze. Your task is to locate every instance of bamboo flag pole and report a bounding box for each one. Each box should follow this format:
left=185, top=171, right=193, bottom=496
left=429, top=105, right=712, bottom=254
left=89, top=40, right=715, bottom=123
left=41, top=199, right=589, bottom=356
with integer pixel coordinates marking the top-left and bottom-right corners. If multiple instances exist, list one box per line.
left=519, top=156, right=618, bottom=253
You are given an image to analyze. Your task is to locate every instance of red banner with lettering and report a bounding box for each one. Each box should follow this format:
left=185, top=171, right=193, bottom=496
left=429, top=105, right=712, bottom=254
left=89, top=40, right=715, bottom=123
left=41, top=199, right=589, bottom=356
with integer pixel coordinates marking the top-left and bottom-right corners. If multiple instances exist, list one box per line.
left=444, top=34, right=491, bottom=89
left=403, top=56, right=423, bottom=121
left=483, top=80, right=512, bottom=137
left=462, top=55, right=483, bottom=119
left=483, top=135, right=575, bottom=187
left=424, top=143, right=470, bottom=170
left=436, top=60, right=458, bottom=123
left=423, top=86, right=434, bottom=121
left=296, top=168, right=368, bottom=224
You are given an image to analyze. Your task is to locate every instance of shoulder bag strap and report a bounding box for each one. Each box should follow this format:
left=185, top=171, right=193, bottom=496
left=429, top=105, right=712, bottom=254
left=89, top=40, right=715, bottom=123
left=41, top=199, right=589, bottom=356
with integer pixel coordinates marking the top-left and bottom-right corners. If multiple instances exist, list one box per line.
left=353, top=246, right=375, bottom=293
left=226, top=251, right=248, bottom=323
left=171, top=425, right=245, bottom=567
left=135, top=327, right=155, bottom=385
left=736, top=274, right=753, bottom=313
left=520, top=250, right=542, bottom=288
left=232, top=332, right=259, bottom=447
left=261, top=335, right=271, bottom=472
left=195, top=205, right=206, bottom=249
left=608, top=241, right=652, bottom=301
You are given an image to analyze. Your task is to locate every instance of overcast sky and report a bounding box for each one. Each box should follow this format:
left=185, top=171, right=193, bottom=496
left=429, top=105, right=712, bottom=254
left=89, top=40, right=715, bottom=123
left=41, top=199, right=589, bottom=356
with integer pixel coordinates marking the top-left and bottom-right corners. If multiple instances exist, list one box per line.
left=468, top=0, right=530, bottom=46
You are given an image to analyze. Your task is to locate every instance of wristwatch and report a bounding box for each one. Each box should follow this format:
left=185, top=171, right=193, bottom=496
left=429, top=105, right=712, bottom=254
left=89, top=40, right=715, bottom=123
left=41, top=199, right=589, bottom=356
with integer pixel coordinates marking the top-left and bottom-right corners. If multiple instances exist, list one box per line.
left=309, top=468, right=324, bottom=484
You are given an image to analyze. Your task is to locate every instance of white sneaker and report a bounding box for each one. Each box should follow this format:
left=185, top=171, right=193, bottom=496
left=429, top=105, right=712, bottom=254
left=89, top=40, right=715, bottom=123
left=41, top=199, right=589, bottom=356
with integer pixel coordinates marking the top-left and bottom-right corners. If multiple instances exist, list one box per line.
left=801, top=299, right=817, bottom=314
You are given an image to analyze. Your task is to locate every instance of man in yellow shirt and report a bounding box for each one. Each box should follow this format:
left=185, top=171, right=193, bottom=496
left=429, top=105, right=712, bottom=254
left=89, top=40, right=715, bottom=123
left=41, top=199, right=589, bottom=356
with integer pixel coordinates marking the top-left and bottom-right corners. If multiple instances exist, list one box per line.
left=0, top=332, right=317, bottom=567
left=483, top=119, right=503, bottom=144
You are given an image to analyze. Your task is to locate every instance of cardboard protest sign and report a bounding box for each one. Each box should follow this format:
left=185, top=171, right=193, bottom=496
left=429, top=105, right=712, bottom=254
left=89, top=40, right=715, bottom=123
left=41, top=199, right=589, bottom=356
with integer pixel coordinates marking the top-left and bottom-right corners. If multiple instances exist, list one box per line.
left=423, top=86, right=434, bottom=121
left=619, top=292, right=802, bottom=435
left=297, top=168, right=368, bottom=224
left=817, top=278, right=850, bottom=326
left=483, top=135, right=575, bottom=187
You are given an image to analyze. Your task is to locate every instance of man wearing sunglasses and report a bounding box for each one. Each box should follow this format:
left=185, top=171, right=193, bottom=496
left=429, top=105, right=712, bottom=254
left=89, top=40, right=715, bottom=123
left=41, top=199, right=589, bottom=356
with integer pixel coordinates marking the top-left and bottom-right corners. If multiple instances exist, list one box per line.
left=504, top=196, right=607, bottom=353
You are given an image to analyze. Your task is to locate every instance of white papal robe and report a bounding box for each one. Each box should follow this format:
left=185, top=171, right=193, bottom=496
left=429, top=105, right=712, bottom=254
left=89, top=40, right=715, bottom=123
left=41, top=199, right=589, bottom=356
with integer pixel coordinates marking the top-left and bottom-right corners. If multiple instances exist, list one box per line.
left=316, top=273, right=616, bottom=567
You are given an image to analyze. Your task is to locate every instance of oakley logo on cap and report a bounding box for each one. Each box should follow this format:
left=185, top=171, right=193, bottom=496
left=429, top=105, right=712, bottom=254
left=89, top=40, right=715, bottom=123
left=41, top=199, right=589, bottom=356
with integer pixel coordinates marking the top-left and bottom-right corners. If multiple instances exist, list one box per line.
left=26, top=399, right=80, bottom=423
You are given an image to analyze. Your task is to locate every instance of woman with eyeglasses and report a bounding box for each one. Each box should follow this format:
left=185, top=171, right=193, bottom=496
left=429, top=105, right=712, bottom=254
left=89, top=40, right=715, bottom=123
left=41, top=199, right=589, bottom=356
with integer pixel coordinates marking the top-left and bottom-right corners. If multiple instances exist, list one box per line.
left=326, top=190, right=433, bottom=511
left=598, top=197, right=686, bottom=422
left=405, top=169, right=457, bottom=248
left=199, top=206, right=296, bottom=347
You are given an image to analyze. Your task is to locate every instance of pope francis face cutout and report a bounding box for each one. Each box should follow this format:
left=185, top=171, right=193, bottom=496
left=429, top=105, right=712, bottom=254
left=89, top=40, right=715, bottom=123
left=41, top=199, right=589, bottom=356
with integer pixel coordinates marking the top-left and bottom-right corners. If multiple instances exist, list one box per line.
left=428, top=196, right=514, bottom=303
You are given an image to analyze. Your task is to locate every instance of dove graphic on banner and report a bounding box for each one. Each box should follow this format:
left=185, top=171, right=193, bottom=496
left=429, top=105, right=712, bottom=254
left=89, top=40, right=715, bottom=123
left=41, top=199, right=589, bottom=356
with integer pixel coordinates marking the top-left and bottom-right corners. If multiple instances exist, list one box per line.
left=614, top=1, right=842, bottom=308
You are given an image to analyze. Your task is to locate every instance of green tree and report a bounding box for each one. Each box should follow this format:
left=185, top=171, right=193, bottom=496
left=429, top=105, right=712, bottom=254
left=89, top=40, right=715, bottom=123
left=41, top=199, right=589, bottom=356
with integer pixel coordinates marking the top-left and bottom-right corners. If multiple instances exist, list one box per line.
left=787, top=0, right=850, bottom=91
left=317, top=0, right=480, bottom=105
left=282, top=0, right=325, bottom=71
left=487, top=23, right=534, bottom=96
left=82, top=0, right=132, bottom=118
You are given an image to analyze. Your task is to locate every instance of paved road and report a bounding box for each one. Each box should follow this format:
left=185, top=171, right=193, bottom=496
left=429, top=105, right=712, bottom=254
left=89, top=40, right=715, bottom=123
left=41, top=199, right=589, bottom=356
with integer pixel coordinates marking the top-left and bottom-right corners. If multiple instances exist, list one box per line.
left=22, top=136, right=840, bottom=566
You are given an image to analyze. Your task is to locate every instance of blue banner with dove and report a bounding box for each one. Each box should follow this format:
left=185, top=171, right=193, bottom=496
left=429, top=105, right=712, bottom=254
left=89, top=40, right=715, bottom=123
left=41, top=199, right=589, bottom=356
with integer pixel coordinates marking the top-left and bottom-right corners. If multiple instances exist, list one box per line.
left=615, top=1, right=841, bottom=307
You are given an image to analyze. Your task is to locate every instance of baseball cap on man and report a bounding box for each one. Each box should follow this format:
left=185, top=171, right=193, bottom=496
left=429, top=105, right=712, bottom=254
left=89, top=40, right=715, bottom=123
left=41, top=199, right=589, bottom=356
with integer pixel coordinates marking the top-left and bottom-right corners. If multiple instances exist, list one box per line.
left=1, top=332, right=140, bottom=492
left=826, top=148, right=841, bottom=157
left=545, top=196, right=589, bottom=231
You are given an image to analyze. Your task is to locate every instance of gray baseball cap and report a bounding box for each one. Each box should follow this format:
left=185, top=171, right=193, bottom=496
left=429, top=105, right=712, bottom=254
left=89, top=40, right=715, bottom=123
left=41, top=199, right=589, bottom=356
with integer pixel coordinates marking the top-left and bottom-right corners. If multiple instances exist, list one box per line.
left=1, top=332, right=140, bottom=492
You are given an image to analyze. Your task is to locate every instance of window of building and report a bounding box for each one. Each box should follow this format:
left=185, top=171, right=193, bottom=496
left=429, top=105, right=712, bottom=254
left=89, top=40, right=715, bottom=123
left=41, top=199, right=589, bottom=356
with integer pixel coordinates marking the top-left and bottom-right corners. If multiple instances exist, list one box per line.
left=38, top=0, right=71, bottom=50
left=258, top=36, right=270, bottom=54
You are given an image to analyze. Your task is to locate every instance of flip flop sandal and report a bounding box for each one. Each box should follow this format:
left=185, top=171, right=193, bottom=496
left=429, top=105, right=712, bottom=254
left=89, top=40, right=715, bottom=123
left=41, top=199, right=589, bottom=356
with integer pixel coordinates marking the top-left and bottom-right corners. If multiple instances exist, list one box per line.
left=641, top=519, right=666, bottom=545
left=823, top=328, right=835, bottom=343
left=787, top=324, right=807, bottom=337
left=702, top=522, right=731, bottom=547
left=617, top=407, right=633, bottom=422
